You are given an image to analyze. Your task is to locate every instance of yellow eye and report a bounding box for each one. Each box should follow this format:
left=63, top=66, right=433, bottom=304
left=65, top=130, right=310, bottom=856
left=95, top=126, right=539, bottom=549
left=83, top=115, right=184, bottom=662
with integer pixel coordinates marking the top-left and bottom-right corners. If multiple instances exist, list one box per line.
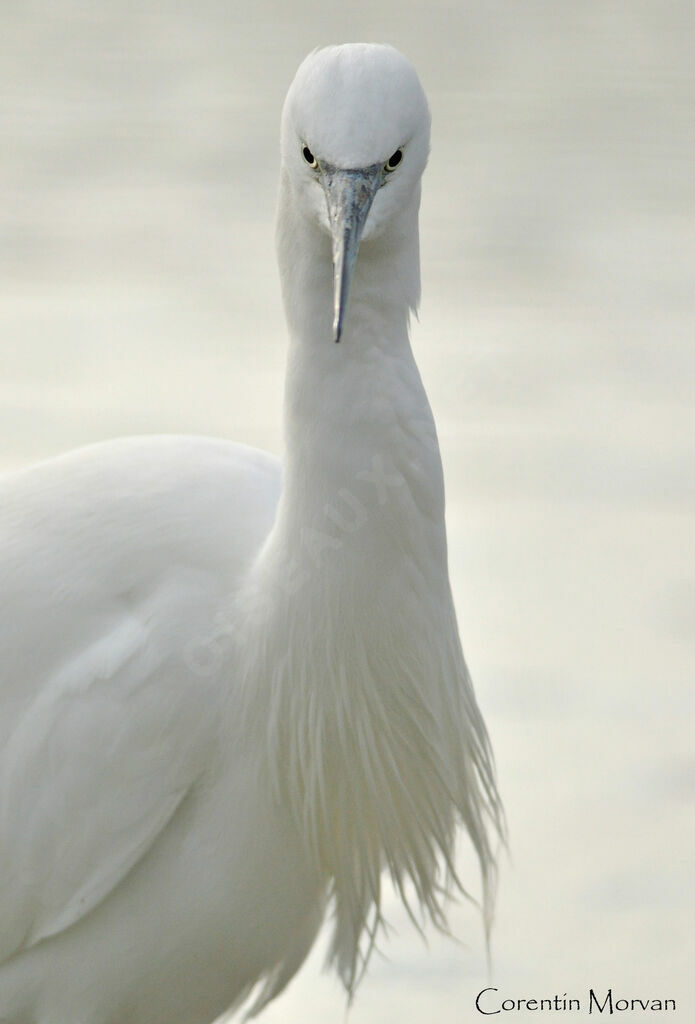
left=384, top=148, right=403, bottom=172
left=301, top=144, right=318, bottom=168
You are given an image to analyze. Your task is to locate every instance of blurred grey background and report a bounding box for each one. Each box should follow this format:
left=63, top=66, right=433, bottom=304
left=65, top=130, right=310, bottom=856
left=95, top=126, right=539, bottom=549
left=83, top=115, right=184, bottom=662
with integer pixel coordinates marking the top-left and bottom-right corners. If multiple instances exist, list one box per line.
left=2, top=1, right=694, bottom=1020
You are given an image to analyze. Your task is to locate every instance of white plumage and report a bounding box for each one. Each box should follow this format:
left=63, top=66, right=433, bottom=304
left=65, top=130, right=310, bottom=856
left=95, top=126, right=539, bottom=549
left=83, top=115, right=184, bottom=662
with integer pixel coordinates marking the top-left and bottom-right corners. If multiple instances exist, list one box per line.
left=0, top=44, right=502, bottom=1024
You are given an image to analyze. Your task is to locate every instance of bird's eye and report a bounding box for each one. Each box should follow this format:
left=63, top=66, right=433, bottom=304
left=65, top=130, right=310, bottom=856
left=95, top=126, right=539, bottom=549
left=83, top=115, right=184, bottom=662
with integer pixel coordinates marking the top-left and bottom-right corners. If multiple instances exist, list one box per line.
left=384, top=148, right=403, bottom=172
left=301, top=144, right=318, bottom=168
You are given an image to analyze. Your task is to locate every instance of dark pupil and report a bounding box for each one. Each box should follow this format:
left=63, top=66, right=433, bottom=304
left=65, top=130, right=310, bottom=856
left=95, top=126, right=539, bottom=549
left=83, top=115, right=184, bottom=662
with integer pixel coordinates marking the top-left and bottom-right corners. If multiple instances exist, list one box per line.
left=302, top=145, right=315, bottom=165
left=388, top=149, right=402, bottom=168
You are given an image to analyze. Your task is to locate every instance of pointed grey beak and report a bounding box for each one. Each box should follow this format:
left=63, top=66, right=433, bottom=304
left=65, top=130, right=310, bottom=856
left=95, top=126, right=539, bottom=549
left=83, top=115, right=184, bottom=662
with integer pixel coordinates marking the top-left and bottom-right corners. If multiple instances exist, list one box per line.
left=320, top=162, right=383, bottom=342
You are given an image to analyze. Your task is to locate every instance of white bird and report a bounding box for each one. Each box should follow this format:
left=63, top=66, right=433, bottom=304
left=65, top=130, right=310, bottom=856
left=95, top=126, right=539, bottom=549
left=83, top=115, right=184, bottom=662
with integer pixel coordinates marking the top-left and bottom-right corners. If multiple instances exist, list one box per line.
left=0, top=43, right=503, bottom=1024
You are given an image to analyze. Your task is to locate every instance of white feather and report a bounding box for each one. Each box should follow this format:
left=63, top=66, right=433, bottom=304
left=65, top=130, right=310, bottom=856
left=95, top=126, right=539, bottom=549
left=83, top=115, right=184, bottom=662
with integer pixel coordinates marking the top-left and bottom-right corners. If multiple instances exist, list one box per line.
left=0, top=44, right=502, bottom=1024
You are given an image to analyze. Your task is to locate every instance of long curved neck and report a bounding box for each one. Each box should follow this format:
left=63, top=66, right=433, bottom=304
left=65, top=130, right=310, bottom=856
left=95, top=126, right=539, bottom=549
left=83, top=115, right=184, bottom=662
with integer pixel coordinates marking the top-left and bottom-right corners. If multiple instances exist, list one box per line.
left=271, top=168, right=445, bottom=569
left=234, top=171, right=500, bottom=993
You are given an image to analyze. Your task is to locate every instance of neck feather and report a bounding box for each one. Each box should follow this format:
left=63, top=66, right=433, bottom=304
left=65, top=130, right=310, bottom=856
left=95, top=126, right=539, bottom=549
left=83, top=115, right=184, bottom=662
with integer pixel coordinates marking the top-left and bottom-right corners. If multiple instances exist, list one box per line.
left=273, top=167, right=438, bottom=551
left=236, top=176, right=503, bottom=999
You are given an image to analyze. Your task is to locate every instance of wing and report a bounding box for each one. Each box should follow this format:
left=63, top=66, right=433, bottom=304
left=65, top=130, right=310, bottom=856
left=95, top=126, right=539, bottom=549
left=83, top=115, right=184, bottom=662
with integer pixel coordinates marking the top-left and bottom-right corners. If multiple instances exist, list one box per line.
left=0, top=436, right=281, bottom=964
left=0, top=600, right=214, bottom=962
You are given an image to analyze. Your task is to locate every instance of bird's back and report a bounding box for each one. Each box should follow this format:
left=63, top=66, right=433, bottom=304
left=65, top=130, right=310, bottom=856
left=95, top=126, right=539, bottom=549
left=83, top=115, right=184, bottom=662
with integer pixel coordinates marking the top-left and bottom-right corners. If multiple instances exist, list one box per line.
left=0, top=435, right=280, bottom=749
left=0, top=436, right=333, bottom=1024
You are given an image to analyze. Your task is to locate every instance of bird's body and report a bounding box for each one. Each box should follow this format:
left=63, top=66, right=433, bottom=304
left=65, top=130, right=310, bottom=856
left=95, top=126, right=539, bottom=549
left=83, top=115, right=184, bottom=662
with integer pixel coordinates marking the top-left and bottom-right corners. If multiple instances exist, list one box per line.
left=0, top=45, right=502, bottom=1023
left=0, top=438, right=326, bottom=1024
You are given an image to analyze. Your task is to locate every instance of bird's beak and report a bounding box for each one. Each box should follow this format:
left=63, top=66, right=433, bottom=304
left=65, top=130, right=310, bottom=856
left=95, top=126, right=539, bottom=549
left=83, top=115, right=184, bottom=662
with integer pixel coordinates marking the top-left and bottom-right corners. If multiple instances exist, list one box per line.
left=320, top=163, right=383, bottom=342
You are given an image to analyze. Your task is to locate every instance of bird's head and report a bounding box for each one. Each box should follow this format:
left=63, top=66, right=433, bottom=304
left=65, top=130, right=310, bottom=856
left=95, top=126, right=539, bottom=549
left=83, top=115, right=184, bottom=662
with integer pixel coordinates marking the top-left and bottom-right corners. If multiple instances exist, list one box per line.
left=280, top=44, right=431, bottom=341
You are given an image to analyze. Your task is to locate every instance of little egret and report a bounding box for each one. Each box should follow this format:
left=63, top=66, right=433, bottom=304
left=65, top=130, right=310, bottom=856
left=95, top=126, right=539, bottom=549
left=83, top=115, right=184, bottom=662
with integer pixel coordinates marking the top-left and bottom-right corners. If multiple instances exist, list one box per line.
left=0, top=44, right=503, bottom=1024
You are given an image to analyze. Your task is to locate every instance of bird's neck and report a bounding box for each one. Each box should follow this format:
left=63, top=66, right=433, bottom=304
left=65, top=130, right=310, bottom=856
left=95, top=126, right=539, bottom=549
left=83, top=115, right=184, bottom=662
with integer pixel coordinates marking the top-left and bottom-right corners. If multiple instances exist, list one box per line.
left=251, top=165, right=452, bottom=704
left=240, top=167, right=455, bottom=738
left=233, top=174, right=490, bottom=991
left=271, top=166, right=443, bottom=558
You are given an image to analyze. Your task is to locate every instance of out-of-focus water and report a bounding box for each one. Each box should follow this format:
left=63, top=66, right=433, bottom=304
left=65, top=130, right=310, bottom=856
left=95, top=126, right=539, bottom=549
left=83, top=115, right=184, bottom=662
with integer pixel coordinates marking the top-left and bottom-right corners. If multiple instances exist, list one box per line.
left=2, top=2, right=694, bottom=1020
